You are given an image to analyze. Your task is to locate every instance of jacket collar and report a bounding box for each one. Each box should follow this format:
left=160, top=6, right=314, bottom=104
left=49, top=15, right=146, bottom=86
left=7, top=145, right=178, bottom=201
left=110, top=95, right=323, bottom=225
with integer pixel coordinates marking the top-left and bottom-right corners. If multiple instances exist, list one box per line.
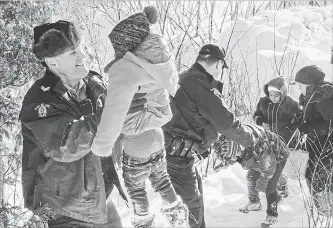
left=193, top=62, right=214, bottom=82
left=43, top=70, right=67, bottom=95
left=193, top=62, right=224, bottom=93
left=44, top=70, right=87, bottom=99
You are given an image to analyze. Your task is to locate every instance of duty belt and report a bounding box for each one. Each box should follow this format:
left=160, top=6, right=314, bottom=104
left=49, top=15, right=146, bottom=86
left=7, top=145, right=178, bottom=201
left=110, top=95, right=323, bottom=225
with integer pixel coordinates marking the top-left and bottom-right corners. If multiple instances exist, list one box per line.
left=166, top=136, right=200, bottom=158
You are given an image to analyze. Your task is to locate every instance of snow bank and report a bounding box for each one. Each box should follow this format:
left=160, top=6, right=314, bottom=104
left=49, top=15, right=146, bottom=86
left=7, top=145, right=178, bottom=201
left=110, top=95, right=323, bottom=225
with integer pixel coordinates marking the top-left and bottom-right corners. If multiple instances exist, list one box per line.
left=220, top=4, right=332, bottom=100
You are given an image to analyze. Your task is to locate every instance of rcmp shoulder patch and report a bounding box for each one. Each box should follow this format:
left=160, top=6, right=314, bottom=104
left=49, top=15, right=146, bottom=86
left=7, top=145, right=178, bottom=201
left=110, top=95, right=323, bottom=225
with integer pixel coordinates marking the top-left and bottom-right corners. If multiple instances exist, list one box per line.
left=34, top=103, right=50, bottom=118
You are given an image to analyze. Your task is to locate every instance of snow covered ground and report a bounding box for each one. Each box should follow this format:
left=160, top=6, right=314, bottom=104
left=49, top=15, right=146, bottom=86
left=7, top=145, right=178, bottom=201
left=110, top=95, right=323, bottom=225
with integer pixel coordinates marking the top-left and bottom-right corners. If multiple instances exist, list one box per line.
left=113, top=4, right=333, bottom=227
left=114, top=151, right=333, bottom=227
left=219, top=4, right=332, bottom=101
left=3, top=2, right=332, bottom=227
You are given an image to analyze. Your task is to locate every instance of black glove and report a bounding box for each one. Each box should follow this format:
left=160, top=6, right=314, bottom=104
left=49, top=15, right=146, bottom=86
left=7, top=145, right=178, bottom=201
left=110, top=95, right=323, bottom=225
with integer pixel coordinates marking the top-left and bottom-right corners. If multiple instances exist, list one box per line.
left=292, top=111, right=304, bottom=125
left=254, top=116, right=264, bottom=126
left=299, top=94, right=305, bottom=107
left=298, top=122, right=309, bottom=134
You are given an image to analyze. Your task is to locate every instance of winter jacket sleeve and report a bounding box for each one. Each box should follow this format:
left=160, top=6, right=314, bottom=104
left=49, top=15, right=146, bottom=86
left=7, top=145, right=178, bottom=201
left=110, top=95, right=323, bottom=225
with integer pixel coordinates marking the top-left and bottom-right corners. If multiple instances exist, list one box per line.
left=307, top=85, right=333, bottom=136
left=21, top=111, right=94, bottom=163
left=253, top=99, right=264, bottom=119
left=253, top=98, right=267, bottom=125
left=317, top=97, right=333, bottom=121
left=91, top=60, right=142, bottom=157
left=182, top=73, right=254, bottom=148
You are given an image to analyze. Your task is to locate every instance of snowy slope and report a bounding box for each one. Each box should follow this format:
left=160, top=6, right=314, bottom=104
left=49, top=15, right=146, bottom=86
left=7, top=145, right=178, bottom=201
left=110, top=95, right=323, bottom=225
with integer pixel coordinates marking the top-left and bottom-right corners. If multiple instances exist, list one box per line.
left=115, top=151, right=333, bottom=227
left=114, top=5, right=333, bottom=227
left=219, top=4, right=332, bottom=100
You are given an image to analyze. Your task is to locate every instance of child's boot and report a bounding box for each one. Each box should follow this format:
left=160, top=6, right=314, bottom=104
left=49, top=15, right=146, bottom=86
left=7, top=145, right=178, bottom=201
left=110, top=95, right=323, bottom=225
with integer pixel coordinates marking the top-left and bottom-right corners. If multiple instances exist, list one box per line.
left=278, top=185, right=289, bottom=199
left=261, top=214, right=278, bottom=227
left=160, top=197, right=189, bottom=227
left=131, top=213, right=155, bottom=228
left=239, top=201, right=262, bottom=213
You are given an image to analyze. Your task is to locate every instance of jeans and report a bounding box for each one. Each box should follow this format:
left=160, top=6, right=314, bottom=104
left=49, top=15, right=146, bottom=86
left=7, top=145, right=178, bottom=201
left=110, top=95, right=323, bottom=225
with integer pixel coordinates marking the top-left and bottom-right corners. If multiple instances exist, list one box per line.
left=122, top=149, right=178, bottom=216
left=246, top=160, right=287, bottom=217
left=166, top=155, right=205, bottom=228
left=48, top=199, right=122, bottom=228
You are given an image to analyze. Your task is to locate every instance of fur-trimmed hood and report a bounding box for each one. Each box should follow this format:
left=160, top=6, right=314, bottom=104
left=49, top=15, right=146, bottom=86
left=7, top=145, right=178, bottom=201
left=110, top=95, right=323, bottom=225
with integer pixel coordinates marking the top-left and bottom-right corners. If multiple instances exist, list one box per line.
left=264, top=77, right=287, bottom=99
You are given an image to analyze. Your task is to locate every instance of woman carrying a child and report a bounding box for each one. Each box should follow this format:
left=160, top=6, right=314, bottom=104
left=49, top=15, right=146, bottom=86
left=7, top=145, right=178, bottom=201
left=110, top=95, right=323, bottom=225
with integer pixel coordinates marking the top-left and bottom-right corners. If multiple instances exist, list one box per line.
left=91, top=6, right=188, bottom=228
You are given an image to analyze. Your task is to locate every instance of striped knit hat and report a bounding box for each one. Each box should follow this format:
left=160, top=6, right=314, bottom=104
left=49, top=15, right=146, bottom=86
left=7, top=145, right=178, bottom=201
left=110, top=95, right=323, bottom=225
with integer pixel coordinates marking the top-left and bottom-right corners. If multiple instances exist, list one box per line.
left=109, top=6, right=159, bottom=58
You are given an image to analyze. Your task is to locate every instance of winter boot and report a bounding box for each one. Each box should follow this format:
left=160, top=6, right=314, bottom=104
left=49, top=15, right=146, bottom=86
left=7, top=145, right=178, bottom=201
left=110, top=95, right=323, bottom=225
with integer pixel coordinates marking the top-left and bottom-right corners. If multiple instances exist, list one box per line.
left=261, top=214, right=278, bottom=227
left=278, top=185, right=290, bottom=199
left=160, top=197, right=189, bottom=227
left=239, top=201, right=262, bottom=213
left=131, top=213, right=155, bottom=228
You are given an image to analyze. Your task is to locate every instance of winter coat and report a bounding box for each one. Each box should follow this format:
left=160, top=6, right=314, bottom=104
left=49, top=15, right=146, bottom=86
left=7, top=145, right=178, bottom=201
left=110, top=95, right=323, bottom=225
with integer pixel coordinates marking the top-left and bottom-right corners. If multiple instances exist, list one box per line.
left=163, top=62, right=255, bottom=154
left=253, top=77, right=301, bottom=144
left=301, top=81, right=333, bottom=159
left=214, top=125, right=290, bottom=190
left=91, top=51, right=179, bottom=157
left=19, top=70, right=123, bottom=224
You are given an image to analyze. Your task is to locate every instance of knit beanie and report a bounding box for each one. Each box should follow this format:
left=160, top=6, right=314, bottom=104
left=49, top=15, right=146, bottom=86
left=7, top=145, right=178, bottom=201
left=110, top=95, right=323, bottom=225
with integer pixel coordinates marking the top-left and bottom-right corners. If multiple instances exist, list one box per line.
left=108, top=6, right=159, bottom=58
left=295, top=65, right=325, bottom=85
left=32, top=20, right=82, bottom=61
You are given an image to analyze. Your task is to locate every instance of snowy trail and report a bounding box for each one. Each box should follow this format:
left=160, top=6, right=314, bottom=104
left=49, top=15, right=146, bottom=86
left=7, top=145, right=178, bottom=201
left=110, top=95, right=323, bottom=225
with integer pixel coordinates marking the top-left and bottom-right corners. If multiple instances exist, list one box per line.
left=114, top=161, right=323, bottom=227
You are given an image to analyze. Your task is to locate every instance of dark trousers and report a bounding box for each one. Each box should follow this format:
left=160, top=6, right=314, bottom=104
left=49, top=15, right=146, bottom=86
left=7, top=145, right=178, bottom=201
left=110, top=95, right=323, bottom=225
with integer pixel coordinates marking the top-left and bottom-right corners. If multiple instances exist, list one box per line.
left=247, top=160, right=287, bottom=217
left=305, top=136, right=333, bottom=195
left=166, top=155, right=205, bottom=228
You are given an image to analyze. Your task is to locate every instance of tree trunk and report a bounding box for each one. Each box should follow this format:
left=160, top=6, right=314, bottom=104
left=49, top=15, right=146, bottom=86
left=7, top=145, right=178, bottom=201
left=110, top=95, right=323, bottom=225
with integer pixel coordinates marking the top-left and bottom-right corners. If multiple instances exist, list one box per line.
left=196, top=0, right=200, bottom=37
left=209, top=1, right=215, bottom=42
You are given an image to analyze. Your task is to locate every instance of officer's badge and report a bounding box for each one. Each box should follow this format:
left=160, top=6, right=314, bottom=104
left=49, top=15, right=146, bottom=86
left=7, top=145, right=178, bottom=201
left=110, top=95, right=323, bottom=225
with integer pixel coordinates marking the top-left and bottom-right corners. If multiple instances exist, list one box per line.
left=34, top=103, right=50, bottom=117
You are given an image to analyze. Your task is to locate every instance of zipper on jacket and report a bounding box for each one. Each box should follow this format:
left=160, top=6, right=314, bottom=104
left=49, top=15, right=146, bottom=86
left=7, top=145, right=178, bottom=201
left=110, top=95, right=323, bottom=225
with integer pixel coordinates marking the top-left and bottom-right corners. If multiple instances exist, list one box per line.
left=57, top=91, right=84, bottom=119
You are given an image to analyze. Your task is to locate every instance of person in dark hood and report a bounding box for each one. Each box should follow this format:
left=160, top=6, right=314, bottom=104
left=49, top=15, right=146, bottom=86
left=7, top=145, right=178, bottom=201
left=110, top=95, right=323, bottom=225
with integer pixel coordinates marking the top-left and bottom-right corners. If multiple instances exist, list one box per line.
left=253, top=77, right=302, bottom=200
left=295, top=65, right=333, bottom=217
left=253, top=76, right=302, bottom=145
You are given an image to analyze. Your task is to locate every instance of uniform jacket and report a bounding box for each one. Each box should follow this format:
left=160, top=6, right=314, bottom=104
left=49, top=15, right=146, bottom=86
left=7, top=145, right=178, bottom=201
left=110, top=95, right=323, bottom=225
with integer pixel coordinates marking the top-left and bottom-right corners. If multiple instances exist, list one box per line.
left=163, top=62, right=254, bottom=154
left=19, top=70, right=123, bottom=224
left=301, top=81, right=333, bottom=158
left=253, top=77, right=301, bottom=144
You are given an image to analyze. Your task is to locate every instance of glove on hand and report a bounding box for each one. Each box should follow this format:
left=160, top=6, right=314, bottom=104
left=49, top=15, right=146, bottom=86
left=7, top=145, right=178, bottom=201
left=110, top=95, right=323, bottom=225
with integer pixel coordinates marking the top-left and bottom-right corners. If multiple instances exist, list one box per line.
left=255, top=116, right=264, bottom=126
left=299, top=94, right=305, bottom=107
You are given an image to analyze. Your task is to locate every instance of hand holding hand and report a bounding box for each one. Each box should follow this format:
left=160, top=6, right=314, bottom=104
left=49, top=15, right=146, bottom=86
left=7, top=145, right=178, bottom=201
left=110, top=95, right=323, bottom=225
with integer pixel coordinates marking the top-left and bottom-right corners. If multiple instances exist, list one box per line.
left=298, top=122, right=309, bottom=134
left=255, top=116, right=264, bottom=126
